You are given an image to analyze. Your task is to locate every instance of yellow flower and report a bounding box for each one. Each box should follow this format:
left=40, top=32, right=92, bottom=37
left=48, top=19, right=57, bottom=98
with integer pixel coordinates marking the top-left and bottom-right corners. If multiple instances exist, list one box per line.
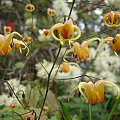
left=4, top=26, right=12, bottom=34
left=0, top=32, right=29, bottom=55
left=103, top=11, right=120, bottom=27
left=23, top=113, right=35, bottom=120
left=66, top=38, right=100, bottom=61
left=69, top=80, right=120, bottom=104
left=47, top=8, right=56, bottom=16
left=98, top=34, right=120, bottom=55
left=25, top=3, right=35, bottom=12
left=50, top=20, right=81, bottom=45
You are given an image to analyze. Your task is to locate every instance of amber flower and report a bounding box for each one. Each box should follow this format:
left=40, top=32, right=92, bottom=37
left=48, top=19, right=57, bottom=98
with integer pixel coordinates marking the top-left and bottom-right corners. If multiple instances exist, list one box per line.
left=25, top=3, right=35, bottom=12
left=47, top=8, right=56, bottom=16
left=60, top=62, right=71, bottom=73
left=66, top=38, right=100, bottom=61
left=68, top=80, right=120, bottom=104
left=98, top=34, right=120, bottom=55
left=59, top=62, right=79, bottom=73
left=0, top=32, right=29, bottom=55
left=103, top=11, right=120, bottom=27
left=4, top=26, right=12, bottom=34
left=50, top=20, right=81, bottom=45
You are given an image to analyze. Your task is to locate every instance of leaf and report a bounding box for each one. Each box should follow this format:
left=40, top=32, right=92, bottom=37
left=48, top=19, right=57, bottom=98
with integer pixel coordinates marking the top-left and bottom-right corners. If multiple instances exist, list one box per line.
left=59, top=100, right=72, bottom=120
left=29, top=86, right=40, bottom=107
left=15, top=62, right=24, bottom=69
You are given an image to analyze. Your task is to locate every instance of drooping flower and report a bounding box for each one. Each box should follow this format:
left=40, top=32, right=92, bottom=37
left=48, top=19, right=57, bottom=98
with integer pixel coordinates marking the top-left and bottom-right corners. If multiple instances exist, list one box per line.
left=59, top=62, right=79, bottom=73
left=50, top=20, right=81, bottom=45
left=103, top=11, right=120, bottom=27
left=43, top=29, right=50, bottom=37
left=47, top=8, right=56, bottom=16
left=25, top=3, right=35, bottom=12
left=23, top=113, right=35, bottom=120
left=66, top=38, right=100, bottom=61
left=68, top=80, right=120, bottom=104
left=98, top=34, right=120, bottom=55
left=60, top=62, right=71, bottom=73
left=22, top=36, right=32, bottom=44
left=4, top=26, right=12, bottom=34
left=9, top=103, right=16, bottom=109
left=0, top=32, right=29, bottom=55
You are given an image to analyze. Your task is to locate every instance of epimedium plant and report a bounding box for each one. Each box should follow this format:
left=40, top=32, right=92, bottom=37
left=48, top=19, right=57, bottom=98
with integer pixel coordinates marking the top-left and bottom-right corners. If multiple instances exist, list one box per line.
left=0, top=0, right=120, bottom=120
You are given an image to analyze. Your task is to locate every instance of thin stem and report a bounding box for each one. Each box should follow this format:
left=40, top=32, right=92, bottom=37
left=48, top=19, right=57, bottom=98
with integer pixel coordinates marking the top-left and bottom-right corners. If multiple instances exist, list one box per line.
left=52, top=48, right=67, bottom=80
left=56, top=74, right=101, bottom=81
left=89, top=104, right=92, bottom=120
left=3, top=81, right=27, bottom=109
left=38, top=44, right=62, bottom=120
left=68, top=0, right=76, bottom=20
left=107, top=98, right=120, bottom=120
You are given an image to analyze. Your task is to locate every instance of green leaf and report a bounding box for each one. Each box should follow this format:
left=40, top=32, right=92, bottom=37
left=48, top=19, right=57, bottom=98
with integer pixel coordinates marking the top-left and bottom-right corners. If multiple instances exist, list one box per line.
left=15, top=62, right=24, bottom=69
left=59, top=100, right=72, bottom=120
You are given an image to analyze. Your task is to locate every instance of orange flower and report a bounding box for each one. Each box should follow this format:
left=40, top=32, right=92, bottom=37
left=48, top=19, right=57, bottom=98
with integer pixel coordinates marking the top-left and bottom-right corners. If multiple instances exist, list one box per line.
left=68, top=80, right=120, bottom=104
left=23, top=113, right=35, bottom=120
left=98, top=34, right=120, bottom=55
left=103, top=11, right=120, bottom=27
left=66, top=38, right=100, bottom=61
left=60, top=62, right=71, bottom=73
left=47, top=8, right=56, bottom=16
left=25, top=3, right=35, bottom=12
left=50, top=20, right=81, bottom=45
left=0, top=32, right=29, bottom=55
left=4, top=26, right=12, bottom=34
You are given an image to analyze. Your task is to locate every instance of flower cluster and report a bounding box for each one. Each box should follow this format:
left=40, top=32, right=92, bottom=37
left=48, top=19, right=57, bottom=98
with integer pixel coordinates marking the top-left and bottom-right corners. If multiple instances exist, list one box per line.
left=0, top=31, right=29, bottom=56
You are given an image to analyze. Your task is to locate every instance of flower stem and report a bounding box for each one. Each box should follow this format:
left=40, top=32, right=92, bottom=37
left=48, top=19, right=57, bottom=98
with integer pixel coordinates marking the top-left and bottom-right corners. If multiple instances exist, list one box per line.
left=68, top=0, right=76, bottom=20
left=38, top=44, right=62, bottom=120
left=89, top=104, right=92, bottom=120
left=107, top=97, right=120, bottom=120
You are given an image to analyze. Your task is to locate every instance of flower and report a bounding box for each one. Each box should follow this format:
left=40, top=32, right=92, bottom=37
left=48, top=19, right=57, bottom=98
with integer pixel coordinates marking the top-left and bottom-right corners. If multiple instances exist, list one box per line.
left=4, top=26, right=12, bottom=34
left=23, top=113, right=35, bottom=120
left=103, top=11, right=120, bottom=27
left=25, top=3, right=35, bottom=12
left=47, top=8, right=56, bottom=16
left=69, top=80, right=120, bottom=104
left=60, top=62, right=71, bottom=73
left=98, top=34, right=120, bottom=55
left=66, top=38, right=100, bottom=61
left=22, top=36, right=32, bottom=44
left=50, top=20, right=81, bottom=45
left=43, top=29, right=50, bottom=37
left=0, top=32, right=29, bottom=55
left=9, top=103, right=16, bottom=109
left=56, top=62, right=82, bottom=80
